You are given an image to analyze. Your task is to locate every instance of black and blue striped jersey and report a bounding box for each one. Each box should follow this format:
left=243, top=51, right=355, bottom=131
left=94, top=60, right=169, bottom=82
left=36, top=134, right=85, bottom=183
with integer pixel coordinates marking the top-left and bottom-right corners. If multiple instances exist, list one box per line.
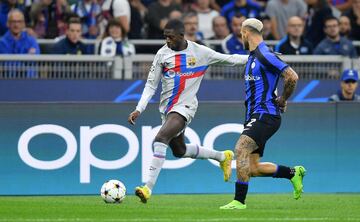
left=244, top=41, right=289, bottom=121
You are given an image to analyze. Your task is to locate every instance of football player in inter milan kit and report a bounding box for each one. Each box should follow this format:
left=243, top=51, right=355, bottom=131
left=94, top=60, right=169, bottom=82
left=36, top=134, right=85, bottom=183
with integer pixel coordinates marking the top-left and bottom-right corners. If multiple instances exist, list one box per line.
left=128, top=19, right=249, bottom=203
left=220, top=18, right=306, bottom=210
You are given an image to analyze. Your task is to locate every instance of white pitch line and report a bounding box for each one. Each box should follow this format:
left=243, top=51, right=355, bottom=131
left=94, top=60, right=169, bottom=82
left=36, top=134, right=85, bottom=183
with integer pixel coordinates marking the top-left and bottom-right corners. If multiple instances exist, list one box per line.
left=0, top=218, right=359, bottom=222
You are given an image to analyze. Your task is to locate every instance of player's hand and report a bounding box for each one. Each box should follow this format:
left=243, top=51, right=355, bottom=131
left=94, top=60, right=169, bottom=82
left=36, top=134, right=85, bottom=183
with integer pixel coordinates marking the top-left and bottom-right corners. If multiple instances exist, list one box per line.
left=276, top=96, right=287, bottom=113
left=128, top=110, right=140, bottom=125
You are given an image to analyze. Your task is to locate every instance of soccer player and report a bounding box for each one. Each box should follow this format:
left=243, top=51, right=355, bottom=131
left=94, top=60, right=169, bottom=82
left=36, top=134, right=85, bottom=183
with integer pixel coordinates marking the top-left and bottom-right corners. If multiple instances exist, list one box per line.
left=128, top=19, right=248, bottom=203
left=220, top=18, right=306, bottom=210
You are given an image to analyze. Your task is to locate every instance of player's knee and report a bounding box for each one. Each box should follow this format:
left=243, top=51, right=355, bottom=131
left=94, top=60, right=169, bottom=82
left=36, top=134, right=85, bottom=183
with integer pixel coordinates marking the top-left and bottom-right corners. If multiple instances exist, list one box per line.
left=238, top=171, right=250, bottom=182
left=250, top=164, right=260, bottom=177
left=235, top=146, right=246, bottom=157
left=154, top=134, right=170, bottom=145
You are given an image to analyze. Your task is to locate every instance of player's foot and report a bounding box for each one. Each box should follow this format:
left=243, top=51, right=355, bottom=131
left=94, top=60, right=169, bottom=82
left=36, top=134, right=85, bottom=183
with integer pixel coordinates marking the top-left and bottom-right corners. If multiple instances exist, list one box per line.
left=219, top=150, right=234, bottom=182
left=135, top=185, right=151, bottom=203
left=290, top=166, right=306, bottom=200
left=219, top=200, right=247, bottom=210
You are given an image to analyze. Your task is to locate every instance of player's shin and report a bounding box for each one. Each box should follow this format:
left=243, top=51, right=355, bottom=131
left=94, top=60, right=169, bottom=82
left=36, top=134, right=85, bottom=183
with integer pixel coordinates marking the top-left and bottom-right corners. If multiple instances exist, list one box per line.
left=182, top=144, right=225, bottom=161
left=235, top=180, right=249, bottom=204
left=145, top=142, right=168, bottom=190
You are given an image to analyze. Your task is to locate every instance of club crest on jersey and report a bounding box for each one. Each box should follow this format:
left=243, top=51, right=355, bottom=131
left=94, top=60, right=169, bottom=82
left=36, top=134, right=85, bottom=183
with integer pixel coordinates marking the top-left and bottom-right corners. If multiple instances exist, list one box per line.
left=251, top=61, right=256, bottom=69
left=149, top=65, right=155, bottom=73
left=187, top=57, right=196, bottom=66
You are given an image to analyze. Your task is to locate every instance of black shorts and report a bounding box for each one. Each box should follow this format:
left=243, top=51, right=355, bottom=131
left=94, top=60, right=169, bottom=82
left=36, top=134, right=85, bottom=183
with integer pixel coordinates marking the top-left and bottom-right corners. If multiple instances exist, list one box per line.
left=242, top=113, right=281, bottom=157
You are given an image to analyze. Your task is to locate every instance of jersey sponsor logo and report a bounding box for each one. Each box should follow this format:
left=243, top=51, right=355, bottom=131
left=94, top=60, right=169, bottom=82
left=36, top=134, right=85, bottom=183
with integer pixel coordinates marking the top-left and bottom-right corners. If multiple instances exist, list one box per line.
left=245, top=75, right=261, bottom=81
left=164, top=69, right=196, bottom=78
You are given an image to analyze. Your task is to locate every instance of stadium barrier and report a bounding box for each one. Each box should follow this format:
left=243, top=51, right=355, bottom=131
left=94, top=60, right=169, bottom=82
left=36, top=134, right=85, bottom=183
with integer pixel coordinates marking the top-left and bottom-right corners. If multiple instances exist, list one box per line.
left=37, top=39, right=360, bottom=54
left=0, top=54, right=358, bottom=80
left=0, top=102, right=359, bottom=195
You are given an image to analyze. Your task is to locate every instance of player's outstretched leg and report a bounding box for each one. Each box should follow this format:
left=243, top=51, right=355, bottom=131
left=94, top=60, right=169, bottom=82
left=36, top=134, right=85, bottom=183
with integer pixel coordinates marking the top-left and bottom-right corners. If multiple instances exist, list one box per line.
left=219, top=150, right=234, bottom=182
left=290, top=166, right=306, bottom=200
left=135, top=185, right=152, bottom=203
left=182, top=144, right=234, bottom=182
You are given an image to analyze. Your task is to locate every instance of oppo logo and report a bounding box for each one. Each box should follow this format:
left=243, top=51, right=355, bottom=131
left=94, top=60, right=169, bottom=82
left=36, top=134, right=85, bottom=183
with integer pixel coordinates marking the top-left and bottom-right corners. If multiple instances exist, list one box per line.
left=18, top=124, right=243, bottom=183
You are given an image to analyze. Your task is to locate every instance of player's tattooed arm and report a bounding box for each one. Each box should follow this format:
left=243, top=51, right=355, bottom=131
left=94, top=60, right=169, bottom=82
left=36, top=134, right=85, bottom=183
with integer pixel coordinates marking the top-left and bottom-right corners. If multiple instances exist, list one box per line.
left=235, top=135, right=258, bottom=181
left=281, top=67, right=299, bottom=101
left=277, top=67, right=298, bottom=113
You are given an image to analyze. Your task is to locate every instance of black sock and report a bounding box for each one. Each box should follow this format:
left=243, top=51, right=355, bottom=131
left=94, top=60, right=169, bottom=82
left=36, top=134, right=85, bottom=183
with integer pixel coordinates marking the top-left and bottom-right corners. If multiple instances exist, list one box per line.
left=272, top=165, right=295, bottom=179
left=234, top=180, right=248, bottom=204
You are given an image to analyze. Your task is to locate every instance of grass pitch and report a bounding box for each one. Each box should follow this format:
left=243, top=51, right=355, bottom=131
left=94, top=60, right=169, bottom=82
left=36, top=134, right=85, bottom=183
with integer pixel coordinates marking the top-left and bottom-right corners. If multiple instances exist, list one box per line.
left=0, top=194, right=359, bottom=222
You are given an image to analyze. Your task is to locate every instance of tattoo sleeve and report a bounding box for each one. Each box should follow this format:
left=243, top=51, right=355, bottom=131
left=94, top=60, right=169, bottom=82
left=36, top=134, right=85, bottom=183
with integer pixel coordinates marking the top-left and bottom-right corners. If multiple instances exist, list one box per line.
left=235, top=135, right=259, bottom=181
left=281, top=67, right=299, bottom=101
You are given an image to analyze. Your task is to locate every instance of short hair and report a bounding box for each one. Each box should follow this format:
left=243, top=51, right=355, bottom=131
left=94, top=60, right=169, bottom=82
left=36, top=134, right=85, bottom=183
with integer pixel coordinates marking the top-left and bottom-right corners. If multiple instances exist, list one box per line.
left=182, top=11, right=198, bottom=20
left=257, top=13, right=270, bottom=22
left=164, top=19, right=185, bottom=35
left=67, top=16, right=82, bottom=26
left=324, top=15, right=339, bottom=25
left=7, top=9, right=24, bottom=21
left=243, top=25, right=262, bottom=35
left=212, top=16, right=226, bottom=26
left=232, top=12, right=246, bottom=21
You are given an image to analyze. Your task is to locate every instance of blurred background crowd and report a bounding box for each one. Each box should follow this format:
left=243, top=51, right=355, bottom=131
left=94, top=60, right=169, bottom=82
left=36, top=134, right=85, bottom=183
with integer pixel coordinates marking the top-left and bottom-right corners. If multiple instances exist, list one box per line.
left=0, top=0, right=359, bottom=56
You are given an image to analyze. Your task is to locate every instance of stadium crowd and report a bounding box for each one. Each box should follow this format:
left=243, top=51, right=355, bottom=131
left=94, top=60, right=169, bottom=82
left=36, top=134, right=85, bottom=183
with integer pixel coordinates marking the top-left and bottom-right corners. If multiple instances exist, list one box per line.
left=0, top=0, right=359, bottom=56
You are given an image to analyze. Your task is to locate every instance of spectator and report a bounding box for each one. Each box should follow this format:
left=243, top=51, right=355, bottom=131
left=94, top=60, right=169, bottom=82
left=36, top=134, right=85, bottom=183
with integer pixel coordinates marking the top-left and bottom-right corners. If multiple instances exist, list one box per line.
left=275, top=16, right=313, bottom=55
left=258, top=13, right=275, bottom=40
left=339, top=15, right=351, bottom=38
left=183, top=11, right=205, bottom=44
left=221, top=0, right=262, bottom=26
left=128, top=0, right=146, bottom=39
left=221, top=13, right=247, bottom=54
left=29, top=0, right=71, bottom=38
left=0, top=0, right=26, bottom=36
left=343, top=0, right=360, bottom=40
left=209, top=15, right=229, bottom=52
left=314, top=16, right=357, bottom=57
left=0, top=9, right=39, bottom=54
left=71, top=0, right=102, bottom=39
left=329, top=69, right=360, bottom=101
left=210, top=15, right=229, bottom=40
left=0, top=9, right=39, bottom=78
left=101, top=0, right=131, bottom=35
left=304, top=0, right=333, bottom=48
left=265, top=0, right=307, bottom=39
left=194, top=0, right=219, bottom=39
left=99, top=19, right=135, bottom=57
left=52, top=17, right=90, bottom=54
left=145, top=0, right=181, bottom=39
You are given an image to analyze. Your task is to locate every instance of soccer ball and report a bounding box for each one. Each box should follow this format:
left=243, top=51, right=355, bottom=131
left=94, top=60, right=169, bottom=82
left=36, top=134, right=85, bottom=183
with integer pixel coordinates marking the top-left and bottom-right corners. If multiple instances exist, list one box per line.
left=100, top=180, right=126, bottom=203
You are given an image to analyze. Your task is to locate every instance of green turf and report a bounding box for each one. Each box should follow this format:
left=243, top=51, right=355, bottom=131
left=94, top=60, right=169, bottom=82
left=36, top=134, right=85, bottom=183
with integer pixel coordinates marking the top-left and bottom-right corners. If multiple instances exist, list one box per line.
left=0, top=194, right=360, bottom=222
